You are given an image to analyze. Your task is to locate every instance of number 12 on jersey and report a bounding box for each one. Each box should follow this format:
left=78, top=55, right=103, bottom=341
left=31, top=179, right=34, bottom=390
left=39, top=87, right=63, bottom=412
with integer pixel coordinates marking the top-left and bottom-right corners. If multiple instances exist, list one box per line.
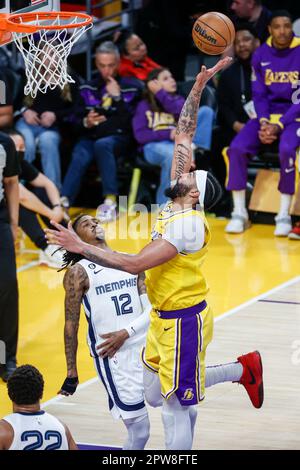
left=111, top=294, right=133, bottom=316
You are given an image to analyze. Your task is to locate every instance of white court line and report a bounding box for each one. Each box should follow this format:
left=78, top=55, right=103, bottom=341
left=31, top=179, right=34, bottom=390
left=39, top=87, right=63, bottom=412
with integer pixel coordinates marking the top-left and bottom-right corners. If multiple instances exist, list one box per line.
left=17, top=261, right=40, bottom=273
left=42, top=275, right=300, bottom=411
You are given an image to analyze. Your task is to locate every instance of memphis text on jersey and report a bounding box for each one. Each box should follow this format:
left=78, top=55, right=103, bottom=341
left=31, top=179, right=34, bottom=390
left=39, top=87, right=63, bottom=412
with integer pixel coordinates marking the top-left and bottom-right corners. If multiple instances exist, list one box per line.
left=95, top=277, right=137, bottom=295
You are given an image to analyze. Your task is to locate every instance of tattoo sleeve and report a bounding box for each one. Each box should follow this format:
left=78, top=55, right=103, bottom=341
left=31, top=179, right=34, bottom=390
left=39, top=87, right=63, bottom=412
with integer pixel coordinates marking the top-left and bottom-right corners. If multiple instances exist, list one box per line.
left=172, top=81, right=204, bottom=179
left=63, top=264, right=89, bottom=376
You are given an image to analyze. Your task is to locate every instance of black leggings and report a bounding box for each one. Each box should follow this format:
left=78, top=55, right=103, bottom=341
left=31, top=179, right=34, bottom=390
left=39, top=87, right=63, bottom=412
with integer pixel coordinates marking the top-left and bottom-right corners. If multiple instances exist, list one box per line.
left=0, top=203, right=19, bottom=362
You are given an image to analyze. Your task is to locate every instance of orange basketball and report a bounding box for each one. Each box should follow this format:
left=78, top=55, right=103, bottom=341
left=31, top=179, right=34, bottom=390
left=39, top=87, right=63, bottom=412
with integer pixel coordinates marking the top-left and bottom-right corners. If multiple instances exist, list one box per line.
left=192, top=12, right=235, bottom=55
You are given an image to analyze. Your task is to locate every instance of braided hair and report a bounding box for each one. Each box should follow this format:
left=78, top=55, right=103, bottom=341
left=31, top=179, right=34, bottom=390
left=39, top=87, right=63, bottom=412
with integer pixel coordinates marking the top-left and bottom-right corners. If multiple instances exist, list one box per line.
left=59, top=214, right=86, bottom=271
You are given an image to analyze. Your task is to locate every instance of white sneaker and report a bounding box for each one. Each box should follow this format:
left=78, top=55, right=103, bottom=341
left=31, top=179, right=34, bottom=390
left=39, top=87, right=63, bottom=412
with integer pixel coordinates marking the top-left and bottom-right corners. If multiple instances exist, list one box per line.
left=96, top=202, right=118, bottom=223
left=39, top=245, right=65, bottom=269
left=274, top=215, right=292, bottom=237
left=225, top=213, right=250, bottom=234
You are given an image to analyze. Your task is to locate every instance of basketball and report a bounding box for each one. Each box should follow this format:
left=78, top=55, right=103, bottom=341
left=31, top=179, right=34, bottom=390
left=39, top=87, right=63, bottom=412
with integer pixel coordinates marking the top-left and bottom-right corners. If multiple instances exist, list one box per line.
left=192, top=12, right=235, bottom=55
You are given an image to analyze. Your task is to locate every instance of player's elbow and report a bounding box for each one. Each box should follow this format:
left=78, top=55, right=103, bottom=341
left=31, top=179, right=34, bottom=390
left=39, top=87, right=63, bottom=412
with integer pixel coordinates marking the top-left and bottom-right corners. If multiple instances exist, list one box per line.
left=125, top=258, right=143, bottom=275
left=126, top=265, right=140, bottom=275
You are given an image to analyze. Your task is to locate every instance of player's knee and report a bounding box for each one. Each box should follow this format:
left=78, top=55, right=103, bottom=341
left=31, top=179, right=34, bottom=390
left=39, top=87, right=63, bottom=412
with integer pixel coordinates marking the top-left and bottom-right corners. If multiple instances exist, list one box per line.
left=145, top=392, right=162, bottom=408
left=143, top=369, right=162, bottom=407
left=124, top=414, right=150, bottom=449
left=279, top=141, right=295, bottom=159
left=227, top=143, right=245, bottom=159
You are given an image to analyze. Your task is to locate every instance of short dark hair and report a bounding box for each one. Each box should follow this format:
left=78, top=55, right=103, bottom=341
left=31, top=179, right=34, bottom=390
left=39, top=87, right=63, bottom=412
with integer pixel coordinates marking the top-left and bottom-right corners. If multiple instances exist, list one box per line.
left=7, top=365, right=44, bottom=405
left=235, top=23, right=259, bottom=39
left=269, top=10, right=293, bottom=24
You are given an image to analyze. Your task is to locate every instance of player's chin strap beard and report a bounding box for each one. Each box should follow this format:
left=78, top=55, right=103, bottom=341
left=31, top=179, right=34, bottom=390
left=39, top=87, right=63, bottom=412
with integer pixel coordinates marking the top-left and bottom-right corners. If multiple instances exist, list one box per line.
left=170, top=170, right=208, bottom=209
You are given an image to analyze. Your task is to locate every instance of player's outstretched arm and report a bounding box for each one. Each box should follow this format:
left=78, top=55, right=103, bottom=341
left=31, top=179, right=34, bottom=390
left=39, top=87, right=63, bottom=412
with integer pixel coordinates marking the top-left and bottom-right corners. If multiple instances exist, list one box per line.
left=59, top=264, right=89, bottom=396
left=45, top=221, right=178, bottom=274
left=171, top=57, right=232, bottom=181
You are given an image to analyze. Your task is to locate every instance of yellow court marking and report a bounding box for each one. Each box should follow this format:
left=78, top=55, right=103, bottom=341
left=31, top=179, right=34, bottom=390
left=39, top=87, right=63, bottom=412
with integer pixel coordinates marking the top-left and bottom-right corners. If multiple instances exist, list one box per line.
left=1, top=214, right=300, bottom=417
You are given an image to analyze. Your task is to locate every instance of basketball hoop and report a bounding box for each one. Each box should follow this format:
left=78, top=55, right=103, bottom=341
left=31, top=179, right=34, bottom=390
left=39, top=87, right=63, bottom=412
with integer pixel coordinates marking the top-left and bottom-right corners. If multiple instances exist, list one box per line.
left=0, top=12, right=93, bottom=97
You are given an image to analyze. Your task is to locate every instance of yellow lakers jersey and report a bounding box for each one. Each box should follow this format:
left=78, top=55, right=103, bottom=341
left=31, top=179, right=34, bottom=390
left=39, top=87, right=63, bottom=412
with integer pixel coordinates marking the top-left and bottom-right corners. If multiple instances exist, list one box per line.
left=145, top=203, right=211, bottom=310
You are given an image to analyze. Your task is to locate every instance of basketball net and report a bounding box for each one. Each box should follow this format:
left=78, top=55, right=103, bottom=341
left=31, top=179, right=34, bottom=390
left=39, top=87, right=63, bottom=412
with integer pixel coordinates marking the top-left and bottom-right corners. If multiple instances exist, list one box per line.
left=10, top=13, right=92, bottom=97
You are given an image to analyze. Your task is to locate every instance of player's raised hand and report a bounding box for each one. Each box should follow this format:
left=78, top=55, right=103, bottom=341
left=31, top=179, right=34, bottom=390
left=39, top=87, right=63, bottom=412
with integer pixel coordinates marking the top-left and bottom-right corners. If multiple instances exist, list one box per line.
left=195, top=56, right=232, bottom=89
left=97, top=329, right=129, bottom=358
left=45, top=221, right=83, bottom=254
left=58, top=376, right=79, bottom=396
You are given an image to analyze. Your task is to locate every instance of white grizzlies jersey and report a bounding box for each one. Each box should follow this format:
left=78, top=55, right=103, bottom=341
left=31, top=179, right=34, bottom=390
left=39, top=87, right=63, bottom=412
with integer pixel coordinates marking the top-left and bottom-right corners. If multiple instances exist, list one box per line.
left=78, top=259, right=146, bottom=357
left=3, top=411, right=69, bottom=450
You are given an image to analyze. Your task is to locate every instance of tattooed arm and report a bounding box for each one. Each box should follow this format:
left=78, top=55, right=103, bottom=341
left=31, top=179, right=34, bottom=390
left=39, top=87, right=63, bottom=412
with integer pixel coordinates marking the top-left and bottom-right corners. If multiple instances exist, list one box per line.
left=171, top=58, right=232, bottom=180
left=61, top=263, right=89, bottom=381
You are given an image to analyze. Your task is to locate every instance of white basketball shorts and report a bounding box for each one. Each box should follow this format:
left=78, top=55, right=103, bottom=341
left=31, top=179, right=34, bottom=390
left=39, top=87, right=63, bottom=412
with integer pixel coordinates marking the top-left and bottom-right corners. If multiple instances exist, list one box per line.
left=93, top=342, right=147, bottom=420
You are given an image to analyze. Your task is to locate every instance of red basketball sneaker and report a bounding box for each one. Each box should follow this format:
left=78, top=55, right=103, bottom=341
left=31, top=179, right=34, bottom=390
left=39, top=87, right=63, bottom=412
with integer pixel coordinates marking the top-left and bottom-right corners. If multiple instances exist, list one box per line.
left=237, top=351, right=264, bottom=409
left=288, top=222, right=300, bottom=240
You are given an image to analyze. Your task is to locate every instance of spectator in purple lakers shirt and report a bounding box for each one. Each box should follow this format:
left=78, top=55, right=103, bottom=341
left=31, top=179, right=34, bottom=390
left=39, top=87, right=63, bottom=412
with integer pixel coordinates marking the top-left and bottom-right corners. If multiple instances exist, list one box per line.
left=224, top=10, right=300, bottom=237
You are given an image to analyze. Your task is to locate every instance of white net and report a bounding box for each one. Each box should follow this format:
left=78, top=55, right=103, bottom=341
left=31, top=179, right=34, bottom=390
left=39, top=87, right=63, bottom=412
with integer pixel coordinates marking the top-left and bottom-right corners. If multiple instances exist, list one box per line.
left=12, top=15, right=92, bottom=98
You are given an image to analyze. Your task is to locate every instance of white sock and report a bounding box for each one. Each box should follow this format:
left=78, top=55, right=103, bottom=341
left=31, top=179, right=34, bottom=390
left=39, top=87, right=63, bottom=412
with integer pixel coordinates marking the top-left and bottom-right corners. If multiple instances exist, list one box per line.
left=278, top=194, right=292, bottom=218
left=162, top=394, right=193, bottom=450
left=205, top=361, right=243, bottom=388
left=232, top=190, right=247, bottom=217
left=123, top=414, right=150, bottom=450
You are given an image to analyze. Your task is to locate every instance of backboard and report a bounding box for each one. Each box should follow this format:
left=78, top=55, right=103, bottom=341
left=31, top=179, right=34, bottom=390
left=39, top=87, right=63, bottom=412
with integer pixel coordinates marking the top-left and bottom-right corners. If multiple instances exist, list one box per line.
left=0, top=1, right=60, bottom=14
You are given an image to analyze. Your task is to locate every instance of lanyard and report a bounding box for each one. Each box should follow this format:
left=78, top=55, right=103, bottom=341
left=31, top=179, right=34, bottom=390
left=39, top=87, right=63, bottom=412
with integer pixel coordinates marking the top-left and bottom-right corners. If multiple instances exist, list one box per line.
left=240, top=65, right=247, bottom=105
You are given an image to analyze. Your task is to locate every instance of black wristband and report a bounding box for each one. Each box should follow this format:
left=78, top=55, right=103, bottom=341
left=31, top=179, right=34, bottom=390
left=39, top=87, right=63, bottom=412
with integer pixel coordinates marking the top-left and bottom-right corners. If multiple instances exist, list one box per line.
left=52, top=204, right=62, bottom=208
left=61, top=376, right=79, bottom=395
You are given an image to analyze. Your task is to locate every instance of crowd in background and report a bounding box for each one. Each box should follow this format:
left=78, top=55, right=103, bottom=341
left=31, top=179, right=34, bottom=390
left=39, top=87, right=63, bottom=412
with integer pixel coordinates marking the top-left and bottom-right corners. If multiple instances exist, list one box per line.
left=1, top=0, right=300, bottom=380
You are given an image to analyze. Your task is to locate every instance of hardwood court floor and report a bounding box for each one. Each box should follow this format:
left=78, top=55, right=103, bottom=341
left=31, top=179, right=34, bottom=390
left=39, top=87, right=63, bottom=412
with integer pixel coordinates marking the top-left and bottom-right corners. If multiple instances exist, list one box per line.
left=1, top=211, right=300, bottom=449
